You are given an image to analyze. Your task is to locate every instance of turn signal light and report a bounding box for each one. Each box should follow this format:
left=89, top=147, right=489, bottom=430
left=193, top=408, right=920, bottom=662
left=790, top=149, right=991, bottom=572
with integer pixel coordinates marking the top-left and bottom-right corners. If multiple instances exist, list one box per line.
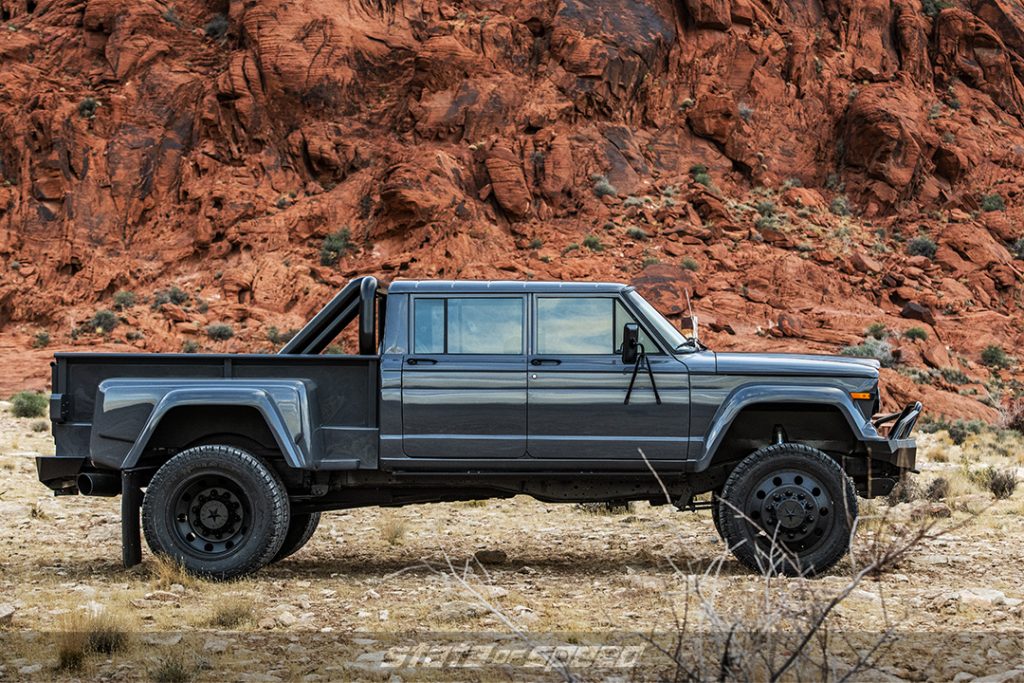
left=850, top=392, right=871, bottom=400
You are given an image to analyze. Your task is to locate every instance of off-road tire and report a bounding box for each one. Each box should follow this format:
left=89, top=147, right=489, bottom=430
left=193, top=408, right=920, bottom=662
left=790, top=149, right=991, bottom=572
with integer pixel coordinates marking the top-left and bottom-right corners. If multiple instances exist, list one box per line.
left=719, top=443, right=857, bottom=577
left=272, top=511, right=321, bottom=562
left=711, top=491, right=724, bottom=540
left=142, top=445, right=290, bottom=580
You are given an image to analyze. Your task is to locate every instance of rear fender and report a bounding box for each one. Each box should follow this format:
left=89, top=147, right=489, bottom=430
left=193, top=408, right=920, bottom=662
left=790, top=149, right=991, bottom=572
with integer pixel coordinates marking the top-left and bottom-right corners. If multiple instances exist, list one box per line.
left=90, top=379, right=313, bottom=470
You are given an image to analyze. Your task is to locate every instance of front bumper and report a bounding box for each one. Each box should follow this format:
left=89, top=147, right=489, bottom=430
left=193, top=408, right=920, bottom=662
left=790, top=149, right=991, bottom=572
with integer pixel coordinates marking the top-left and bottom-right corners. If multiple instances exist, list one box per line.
left=867, top=401, right=922, bottom=470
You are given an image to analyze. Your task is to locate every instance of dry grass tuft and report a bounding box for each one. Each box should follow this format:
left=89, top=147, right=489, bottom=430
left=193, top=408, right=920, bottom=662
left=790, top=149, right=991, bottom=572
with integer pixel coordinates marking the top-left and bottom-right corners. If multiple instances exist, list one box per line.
left=29, top=502, right=49, bottom=520
left=150, top=554, right=201, bottom=590
left=575, top=501, right=635, bottom=515
left=378, top=515, right=407, bottom=545
left=205, top=596, right=253, bottom=629
left=150, top=652, right=199, bottom=683
left=57, top=608, right=132, bottom=670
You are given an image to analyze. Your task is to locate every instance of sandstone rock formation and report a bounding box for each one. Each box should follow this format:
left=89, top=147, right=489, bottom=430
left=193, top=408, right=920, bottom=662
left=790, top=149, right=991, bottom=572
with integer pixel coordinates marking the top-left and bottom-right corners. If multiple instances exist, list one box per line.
left=1, top=0, right=1024, bottom=422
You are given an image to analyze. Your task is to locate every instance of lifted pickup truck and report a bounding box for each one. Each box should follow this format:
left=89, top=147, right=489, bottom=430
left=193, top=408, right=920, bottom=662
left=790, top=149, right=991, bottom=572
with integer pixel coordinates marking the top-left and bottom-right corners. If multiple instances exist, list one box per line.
left=37, top=277, right=920, bottom=578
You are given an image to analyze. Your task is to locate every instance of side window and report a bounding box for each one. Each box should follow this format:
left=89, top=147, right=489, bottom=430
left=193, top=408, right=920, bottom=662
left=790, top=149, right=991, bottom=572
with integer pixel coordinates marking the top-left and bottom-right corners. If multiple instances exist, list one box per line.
left=412, top=297, right=523, bottom=355
left=614, top=301, right=662, bottom=355
left=413, top=298, right=444, bottom=354
left=536, top=298, right=613, bottom=354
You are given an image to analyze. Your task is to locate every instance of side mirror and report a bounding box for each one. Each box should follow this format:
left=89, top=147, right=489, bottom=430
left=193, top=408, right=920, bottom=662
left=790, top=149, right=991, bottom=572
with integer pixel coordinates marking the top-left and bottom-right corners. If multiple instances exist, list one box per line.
left=621, top=323, right=639, bottom=365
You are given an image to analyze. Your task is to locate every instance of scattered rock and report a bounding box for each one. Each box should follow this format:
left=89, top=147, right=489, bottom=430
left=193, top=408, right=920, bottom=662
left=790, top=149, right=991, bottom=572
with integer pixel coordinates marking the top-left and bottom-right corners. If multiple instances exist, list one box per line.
left=474, top=549, right=508, bottom=564
left=0, top=604, right=14, bottom=626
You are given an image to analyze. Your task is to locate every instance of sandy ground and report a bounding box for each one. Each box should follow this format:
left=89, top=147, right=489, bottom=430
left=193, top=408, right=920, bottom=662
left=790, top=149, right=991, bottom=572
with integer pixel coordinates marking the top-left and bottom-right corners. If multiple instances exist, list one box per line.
left=1, top=405, right=1023, bottom=681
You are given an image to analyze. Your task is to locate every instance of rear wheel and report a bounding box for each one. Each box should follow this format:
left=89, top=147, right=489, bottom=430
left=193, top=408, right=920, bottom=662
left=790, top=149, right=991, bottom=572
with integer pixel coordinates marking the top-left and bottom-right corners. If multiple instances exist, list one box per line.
left=719, top=443, right=857, bottom=577
left=142, top=445, right=290, bottom=579
left=272, top=511, right=321, bottom=562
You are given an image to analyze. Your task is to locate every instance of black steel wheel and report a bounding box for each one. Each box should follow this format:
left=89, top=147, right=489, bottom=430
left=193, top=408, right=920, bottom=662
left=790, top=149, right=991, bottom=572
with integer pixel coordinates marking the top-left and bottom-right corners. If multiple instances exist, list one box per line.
left=719, top=443, right=857, bottom=577
left=272, top=511, right=321, bottom=562
left=142, top=445, right=290, bottom=579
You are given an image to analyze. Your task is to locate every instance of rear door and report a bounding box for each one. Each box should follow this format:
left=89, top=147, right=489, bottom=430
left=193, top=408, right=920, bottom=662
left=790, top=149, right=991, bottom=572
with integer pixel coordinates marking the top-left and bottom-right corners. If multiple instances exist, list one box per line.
left=401, top=295, right=528, bottom=459
left=527, top=295, right=689, bottom=461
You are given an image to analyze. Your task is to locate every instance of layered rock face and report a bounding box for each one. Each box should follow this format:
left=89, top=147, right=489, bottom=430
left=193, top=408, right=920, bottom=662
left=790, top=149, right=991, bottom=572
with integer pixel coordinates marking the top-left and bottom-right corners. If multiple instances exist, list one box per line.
left=1, top=0, right=1023, bottom=420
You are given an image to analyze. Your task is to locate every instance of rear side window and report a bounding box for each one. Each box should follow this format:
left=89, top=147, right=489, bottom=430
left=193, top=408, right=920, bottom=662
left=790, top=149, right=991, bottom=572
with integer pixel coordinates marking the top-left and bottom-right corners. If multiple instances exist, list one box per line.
left=413, top=297, right=524, bottom=354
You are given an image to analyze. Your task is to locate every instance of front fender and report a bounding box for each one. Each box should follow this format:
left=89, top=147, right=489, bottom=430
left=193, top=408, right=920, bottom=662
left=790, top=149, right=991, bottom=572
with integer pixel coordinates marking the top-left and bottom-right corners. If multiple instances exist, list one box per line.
left=90, top=379, right=312, bottom=470
left=692, top=384, right=877, bottom=471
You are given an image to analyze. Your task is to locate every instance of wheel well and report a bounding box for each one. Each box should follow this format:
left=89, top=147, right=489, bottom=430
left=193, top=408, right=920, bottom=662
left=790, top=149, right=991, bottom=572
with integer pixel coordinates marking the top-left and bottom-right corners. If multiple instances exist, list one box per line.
left=710, top=403, right=858, bottom=467
left=139, top=405, right=281, bottom=468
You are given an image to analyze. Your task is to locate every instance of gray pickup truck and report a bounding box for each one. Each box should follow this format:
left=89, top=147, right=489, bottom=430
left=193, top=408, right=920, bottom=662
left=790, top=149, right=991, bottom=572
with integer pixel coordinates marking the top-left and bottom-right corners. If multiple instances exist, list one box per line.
left=37, top=277, right=920, bottom=579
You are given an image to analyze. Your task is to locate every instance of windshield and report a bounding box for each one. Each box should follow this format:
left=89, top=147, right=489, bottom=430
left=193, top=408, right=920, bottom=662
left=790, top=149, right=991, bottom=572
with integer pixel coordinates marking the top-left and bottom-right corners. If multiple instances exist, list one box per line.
left=625, top=290, right=689, bottom=351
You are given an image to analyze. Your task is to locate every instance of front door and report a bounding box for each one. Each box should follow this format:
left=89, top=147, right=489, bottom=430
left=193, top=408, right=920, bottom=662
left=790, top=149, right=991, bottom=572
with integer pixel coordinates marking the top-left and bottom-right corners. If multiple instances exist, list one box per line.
left=527, top=295, right=689, bottom=461
left=402, top=295, right=528, bottom=459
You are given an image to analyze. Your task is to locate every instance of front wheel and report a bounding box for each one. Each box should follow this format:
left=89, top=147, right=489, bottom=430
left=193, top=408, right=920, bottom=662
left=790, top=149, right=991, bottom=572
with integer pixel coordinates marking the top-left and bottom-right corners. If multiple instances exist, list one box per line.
left=719, top=443, right=857, bottom=577
left=142, top=445, right=290, bottom=579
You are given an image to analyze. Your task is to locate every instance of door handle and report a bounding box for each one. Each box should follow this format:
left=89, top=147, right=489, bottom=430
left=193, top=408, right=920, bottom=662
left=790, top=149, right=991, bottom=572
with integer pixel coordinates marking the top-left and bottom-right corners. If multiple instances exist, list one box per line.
left=406, top=357, right=438, bottom=365
left=530, top=358, right=561, bottom=366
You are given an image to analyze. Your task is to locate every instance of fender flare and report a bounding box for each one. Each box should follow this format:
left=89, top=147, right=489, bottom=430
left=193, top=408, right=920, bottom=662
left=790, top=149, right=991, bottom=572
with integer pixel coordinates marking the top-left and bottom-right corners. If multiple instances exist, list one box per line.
left=119, top=386, right=309, bottom=469
left=692, top=384, right=876, bottom=471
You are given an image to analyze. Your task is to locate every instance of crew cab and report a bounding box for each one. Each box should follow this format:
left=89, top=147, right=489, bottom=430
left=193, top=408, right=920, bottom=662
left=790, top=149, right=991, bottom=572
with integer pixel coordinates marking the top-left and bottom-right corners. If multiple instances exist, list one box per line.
left=37, top=277, right=921, bottom=578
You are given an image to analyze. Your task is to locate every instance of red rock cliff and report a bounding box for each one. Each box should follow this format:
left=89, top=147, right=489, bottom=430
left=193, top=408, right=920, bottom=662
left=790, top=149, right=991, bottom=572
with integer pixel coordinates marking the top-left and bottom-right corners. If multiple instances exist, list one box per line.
left=1, top=0, right=1023, bottom=421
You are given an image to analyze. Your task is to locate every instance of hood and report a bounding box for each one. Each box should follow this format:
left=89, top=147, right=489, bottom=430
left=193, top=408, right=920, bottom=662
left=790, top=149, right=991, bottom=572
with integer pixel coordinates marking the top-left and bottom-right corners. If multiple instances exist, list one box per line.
left=713, top=352, right=880, bottom=379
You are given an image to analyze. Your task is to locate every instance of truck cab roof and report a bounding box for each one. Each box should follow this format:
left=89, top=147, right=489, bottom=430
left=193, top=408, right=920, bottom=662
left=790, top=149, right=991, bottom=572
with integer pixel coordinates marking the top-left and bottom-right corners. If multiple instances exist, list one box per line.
left=387, top=280, right=630, bottom=295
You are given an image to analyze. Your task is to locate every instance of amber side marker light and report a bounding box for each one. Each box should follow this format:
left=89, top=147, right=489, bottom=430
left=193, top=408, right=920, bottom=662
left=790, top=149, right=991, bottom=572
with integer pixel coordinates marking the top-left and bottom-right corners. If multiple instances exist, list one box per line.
left=850, top=392, right=871, bottom=400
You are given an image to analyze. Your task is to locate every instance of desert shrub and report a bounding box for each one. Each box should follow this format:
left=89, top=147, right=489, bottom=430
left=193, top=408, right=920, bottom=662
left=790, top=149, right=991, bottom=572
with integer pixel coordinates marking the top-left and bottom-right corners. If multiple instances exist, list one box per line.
left=922, top=0, right=952, bottom=17
left=829, top=195, right=851, bottom=216
left=841, top=337, right=895, bottom=367
left=919, top=418, right=986, bottom=445
left=886, top=477, right=922, bottom=506
left=31, top=419, right=49, bottom=432
left=582, top=234, right=604, bottom=251
left=162, top=7, right=183, bottom=27
left=689, top=163, right=712, bottom=187
left=78, top=97, right=99, bottom=119
left=113, top=290, right=136, bottom=310
left=941, top=367, right=970, bottom=384
left=970, top=466, right=1018, bottom=500
left=906, top=236, right=937, bottom=259
left=1012, top=237, right=1024, bottom=261
left=562, top=243, right=579, bottom=255
left=754, top=200, right=775, bottom=217
left=737, top=103, right=753, bottom=121
left=980, top=193, right=1006, bottom=212
left=925, top=477, right=949, bottom=501
left=904, top=327, right=928, bottom=341
left=981, top=344, right=1011, bottom=369
left=681, top=257, right=699, bottom=271
left=866, top=322, right=887, bottom=340
left=32, top=331, right=50, bottom=348
left=529, top=238, right=543, bottom=249
left=11, top=391, right=47, bottom=418
left=626, top=226, right=649, bottom=240
left=642, top=257, right=660, bottom=267
left=152, top=286, right=189, bottom=309
left=204, top=13, right=228, bottom=39
left=1003, top=397, right=1024, bottom=435
left=622, top=196, right=645, bottom=207
left=592, top=176, right=618, bottom=198
left=319, top=228, right=352, bottom=266
left=182, top=340, right=199, bottom=354
left=90, top=309, right=118, bottom=334
left=206, top=324, right=233, bottom=341
left=266, top=326, right=297, bottom=345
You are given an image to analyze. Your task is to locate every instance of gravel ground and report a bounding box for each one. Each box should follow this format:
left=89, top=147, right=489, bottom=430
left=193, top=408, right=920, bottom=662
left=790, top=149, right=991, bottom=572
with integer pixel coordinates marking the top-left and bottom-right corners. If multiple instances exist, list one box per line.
left=1, top=407, right=1023, bottom=681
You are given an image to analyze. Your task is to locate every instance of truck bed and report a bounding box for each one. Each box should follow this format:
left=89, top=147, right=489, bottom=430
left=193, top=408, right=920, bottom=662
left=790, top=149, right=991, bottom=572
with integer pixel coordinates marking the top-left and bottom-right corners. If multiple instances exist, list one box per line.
left=50, top=352, right=380, bottom=474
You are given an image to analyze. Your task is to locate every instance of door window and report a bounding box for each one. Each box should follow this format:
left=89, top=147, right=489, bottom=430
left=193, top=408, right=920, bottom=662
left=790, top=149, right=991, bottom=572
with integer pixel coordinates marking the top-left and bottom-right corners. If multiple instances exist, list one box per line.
left=413, top=297, right=523, bottom=354
left=536, top=297, right=661, bottom=355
